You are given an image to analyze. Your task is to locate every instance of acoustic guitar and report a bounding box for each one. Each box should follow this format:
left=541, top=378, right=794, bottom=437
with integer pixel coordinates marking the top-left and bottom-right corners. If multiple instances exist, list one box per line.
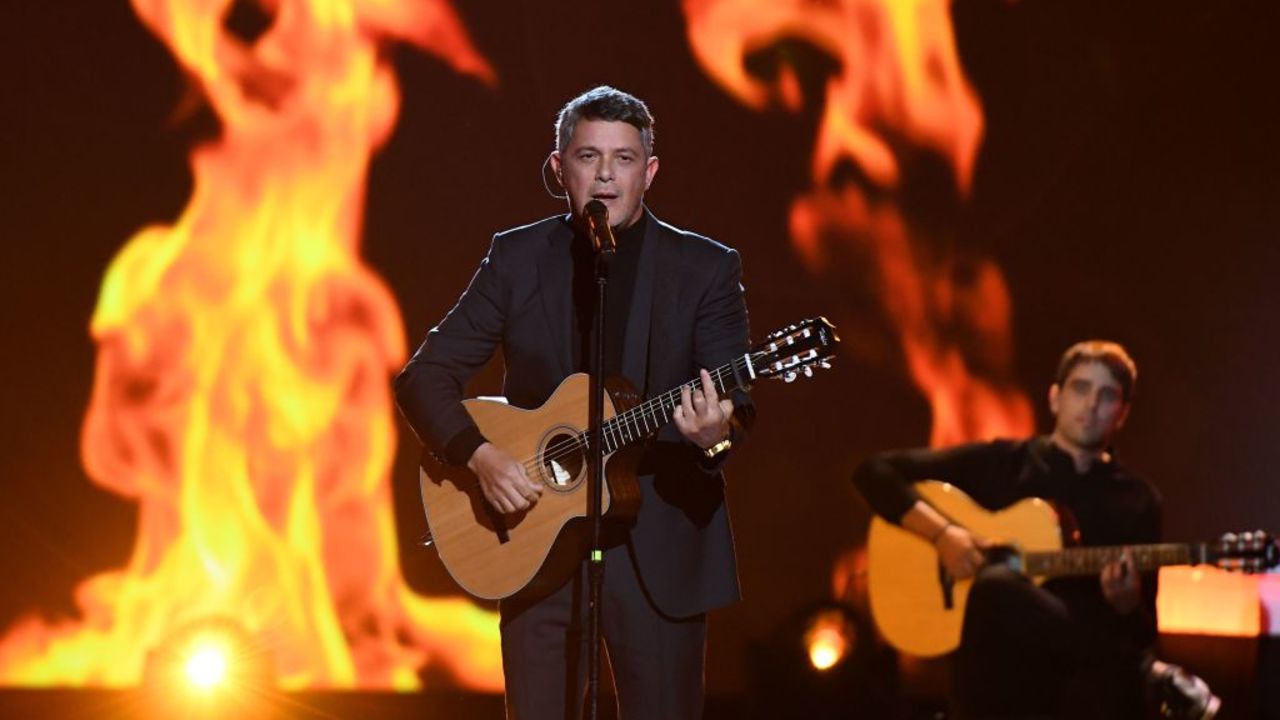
left=868, top=480, right=1278, bottom=657
left=420, top=317, right=839, bottom=600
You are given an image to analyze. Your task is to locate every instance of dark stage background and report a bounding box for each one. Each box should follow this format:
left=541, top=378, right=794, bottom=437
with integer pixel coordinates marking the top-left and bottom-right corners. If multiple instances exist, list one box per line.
left=2, top=0, right=1278, bottom=696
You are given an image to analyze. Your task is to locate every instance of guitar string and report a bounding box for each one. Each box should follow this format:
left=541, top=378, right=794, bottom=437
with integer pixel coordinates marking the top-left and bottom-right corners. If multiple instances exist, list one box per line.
left=517, top=336, right=826, bottom=476
left=520, top=362, right=738, bottom=474
left=1023, top=543, right=1194, bottom=575
left=517, top=359, right=746, bottom=476
left=593, top=334, right=824, bottom=447
left=581, top=343, right=829, bottom=462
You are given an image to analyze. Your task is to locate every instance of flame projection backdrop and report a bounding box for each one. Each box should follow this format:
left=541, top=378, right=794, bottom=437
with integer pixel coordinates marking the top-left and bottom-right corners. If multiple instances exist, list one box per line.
left=2, top=0, right=1278, bottom=694
left=1, top=0, right=502, bottom=690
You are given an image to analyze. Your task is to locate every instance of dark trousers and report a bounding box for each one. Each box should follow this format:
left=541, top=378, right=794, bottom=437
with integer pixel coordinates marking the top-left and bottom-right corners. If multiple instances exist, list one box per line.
left=498, top=541, right=707, bottom=720
left=952, top=566, right=1146, bottom=720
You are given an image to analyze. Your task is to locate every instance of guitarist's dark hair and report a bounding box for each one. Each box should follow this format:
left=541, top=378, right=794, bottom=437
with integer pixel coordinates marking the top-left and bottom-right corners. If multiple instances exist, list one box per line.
left=1054, top=340, right=1137, bottom=402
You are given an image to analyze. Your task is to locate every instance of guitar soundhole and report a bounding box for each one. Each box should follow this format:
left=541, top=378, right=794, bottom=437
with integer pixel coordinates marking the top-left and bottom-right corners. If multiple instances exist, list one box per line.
left=539, top=431, right=585, bottom=493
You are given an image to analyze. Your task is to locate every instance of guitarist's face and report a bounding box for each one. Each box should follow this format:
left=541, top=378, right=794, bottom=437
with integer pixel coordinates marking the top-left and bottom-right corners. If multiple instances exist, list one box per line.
left=1049, top=361, right=1131, bottom=452
left=549, top=119, right=659, bottom=230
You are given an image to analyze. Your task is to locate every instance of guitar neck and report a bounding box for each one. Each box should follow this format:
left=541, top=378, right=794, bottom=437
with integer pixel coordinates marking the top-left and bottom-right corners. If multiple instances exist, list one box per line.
left=1023, top=543, right=1210, bottom=578
left=598, top=353, right=756, bottom=454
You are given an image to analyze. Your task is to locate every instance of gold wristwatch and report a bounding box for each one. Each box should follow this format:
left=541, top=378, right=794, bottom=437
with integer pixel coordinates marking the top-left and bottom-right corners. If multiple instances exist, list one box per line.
left=703, top=436, right=733, bottom=459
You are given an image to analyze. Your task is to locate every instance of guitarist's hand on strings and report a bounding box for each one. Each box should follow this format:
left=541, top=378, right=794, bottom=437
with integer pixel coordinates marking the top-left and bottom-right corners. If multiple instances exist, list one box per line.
left=934, top=524, right=988, bottom=580
left=903, top=501, right=987, bottom=579
left=674, top=368, right=735, bottom=449
left=1100, top=547, right=1141, bottom=614
left=468, top=442, right=543, bottom=514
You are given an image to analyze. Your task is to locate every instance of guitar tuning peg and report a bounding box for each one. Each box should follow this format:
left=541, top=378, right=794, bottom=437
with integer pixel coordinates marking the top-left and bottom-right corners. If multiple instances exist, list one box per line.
left=819, top=360, right=832, bottom=370
left=783, top=370, right=797, bottom=383
left=802, top=365, right=814, bottom=378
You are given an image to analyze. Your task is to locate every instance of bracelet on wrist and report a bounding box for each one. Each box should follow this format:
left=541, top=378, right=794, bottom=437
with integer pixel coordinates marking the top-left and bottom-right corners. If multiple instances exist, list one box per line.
left=929, top=521, right=954, bottom=544
left=703, top=437, right=733, bottom=459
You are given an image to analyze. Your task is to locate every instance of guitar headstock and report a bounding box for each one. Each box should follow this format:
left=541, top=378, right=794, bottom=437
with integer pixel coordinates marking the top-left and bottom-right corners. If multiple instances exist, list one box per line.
left=751, top=317, right=840, bottom=383
left=1214, top=530, right=1279, bottom=573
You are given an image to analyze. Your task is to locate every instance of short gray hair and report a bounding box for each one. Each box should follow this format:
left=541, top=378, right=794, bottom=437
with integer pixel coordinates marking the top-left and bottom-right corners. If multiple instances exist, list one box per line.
left=555, top=86, right=655, bottom=156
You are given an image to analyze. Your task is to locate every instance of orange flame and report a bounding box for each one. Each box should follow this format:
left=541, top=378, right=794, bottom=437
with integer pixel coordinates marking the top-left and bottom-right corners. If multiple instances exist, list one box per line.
left=685, top=0, right=1032, bottom=445
left=0, top=0, right=502, bottom=691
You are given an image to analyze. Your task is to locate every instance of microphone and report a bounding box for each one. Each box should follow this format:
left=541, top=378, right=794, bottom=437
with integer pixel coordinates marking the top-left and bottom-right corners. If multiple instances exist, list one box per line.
left=583, top=200, right=617, bottom=254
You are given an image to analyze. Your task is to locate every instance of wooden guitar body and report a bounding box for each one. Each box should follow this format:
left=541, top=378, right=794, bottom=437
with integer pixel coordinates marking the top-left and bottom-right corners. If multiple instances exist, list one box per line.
left=867, top=481, right=1063, bottom=657
left=419, top=373, right=642, bottom=600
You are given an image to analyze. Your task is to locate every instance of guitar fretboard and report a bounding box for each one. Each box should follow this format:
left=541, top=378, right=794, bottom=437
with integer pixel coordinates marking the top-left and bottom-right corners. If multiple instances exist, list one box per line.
left=585, top=353, right=758, bottom=454
left=1023, top=543, right=1206, bottom=578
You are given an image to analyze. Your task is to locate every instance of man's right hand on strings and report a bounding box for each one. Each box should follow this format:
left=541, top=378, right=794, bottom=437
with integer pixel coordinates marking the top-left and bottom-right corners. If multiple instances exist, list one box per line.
left=935, top=525, right=987, bottom=580
left=469, top=442, right=543, bottom=514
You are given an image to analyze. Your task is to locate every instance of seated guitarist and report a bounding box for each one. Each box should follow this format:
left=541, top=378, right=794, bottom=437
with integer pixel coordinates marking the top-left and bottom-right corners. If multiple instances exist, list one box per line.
left=395, top=86, right=753, bottom=720
left=853, top=340, right=1216, bottom=719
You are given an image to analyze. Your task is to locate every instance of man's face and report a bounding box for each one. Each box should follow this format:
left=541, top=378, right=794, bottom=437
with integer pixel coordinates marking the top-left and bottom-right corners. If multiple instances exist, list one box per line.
left=1049, top=361, right=1131, bottom=452
left=550, top=119, right=658, bottom=229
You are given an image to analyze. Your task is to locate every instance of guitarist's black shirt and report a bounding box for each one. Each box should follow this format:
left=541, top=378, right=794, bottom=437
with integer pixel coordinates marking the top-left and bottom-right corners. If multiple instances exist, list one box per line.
left=569, top=213, right=646, bottom=377
left=852, top=435, right=1162, bottom=649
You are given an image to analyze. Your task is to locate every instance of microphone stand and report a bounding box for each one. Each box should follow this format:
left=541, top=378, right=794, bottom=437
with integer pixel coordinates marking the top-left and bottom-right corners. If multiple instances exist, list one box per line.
left=585, top=209, right=613, bottom=720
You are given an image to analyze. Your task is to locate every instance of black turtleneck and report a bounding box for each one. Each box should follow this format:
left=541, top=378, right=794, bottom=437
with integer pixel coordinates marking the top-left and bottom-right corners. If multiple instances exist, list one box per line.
left=570, top=212, right=647, bottom=378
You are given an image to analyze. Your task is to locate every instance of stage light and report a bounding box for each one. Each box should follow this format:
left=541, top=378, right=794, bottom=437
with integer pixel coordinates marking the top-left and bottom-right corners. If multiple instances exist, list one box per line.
left=184, top=644, right=230, bottom=689
left=803, top=607, right=855, bottom=671
left=149, top=619, right=262, bottom=695
left=747, top=602, right=902, bottom=719
left=142, top=617, right=277, bottom=719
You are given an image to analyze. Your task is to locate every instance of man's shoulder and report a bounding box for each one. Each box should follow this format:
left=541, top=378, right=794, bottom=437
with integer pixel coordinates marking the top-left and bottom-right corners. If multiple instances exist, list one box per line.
left=479, top=215, right=570, bottom=268
left=951, top=437, right=1029, bottom=458
left=651, top=214, right=738, bottom=262
left=493, top=214, right=566, bottom=243
left=1110, top=460, right=1162, bottom=506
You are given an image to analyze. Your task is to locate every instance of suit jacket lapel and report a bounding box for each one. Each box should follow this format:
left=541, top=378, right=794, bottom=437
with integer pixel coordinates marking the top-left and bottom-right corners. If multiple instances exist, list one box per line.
left=538, top=218, right=575, bottom=378
left=623, top=208, right=665, bottom=395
